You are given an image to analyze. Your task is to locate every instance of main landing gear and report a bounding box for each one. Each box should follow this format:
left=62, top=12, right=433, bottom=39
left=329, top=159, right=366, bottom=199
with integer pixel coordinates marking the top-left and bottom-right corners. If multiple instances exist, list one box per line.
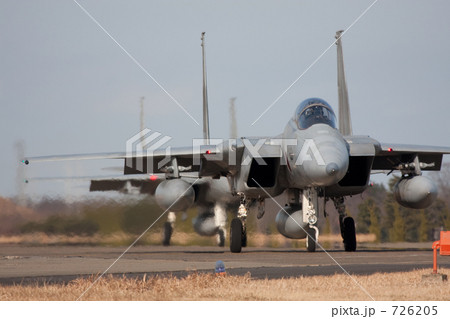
left=214, top=204, right=227, bottom=247
left=230, top=195, right=248, bottom=253
left=163, top=212, right=176, bottom=246
left=333, top=197, right=356, bottom=251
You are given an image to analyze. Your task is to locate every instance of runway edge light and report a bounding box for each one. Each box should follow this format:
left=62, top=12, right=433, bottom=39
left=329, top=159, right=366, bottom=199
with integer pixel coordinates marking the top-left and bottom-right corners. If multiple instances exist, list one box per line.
left=439, top=231, right=450, bottom=255
left=215, top=260, right=226, bottom=276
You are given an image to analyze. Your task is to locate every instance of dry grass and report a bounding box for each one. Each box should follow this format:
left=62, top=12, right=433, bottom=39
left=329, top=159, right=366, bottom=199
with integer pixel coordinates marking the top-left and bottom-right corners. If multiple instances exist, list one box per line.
left=1, top=269, right=448, bottom=301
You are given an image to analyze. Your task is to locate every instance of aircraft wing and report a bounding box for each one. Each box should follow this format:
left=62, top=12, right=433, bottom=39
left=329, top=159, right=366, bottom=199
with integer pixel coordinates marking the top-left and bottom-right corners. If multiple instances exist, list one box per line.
left=89, top=173, right=201, bottom=194
left=372, top=143, right=450, bottom=171
left=23, top=143, right=242, bottom=176
left=23, top=136, right=290, bottom=179
left=90, top=174, right=164, bottom=194
left=345, top=136, right=450, bottom=172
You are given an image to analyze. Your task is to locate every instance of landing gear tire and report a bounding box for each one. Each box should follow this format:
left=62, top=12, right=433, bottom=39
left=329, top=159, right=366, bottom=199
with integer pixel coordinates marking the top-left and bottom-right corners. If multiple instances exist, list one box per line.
left=217, top=228, right=225, bottom=247
left=306, top=227, right=316, bottom=252
left=230, top=218, right=243, bottom=253
left=241, top=229, right=247, bottom=248
left=342, top=217, right=356, bottom=252
left=163, top=222, right=172, bottom=246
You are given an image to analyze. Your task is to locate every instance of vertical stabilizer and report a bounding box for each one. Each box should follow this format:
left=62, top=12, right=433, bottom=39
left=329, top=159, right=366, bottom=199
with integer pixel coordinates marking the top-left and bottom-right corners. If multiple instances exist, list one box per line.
left=201, top=32, right=210, bottom=144
left=336, top=30, right=353, bottom=136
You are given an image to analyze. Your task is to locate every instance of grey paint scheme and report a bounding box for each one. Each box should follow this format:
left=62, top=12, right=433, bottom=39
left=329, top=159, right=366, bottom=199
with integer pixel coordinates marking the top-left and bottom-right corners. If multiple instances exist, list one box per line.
left=394, top=175, right=437, bottom=209
left=87, top=31, right=450, bottom=241
left=275, top=206, right=307, bottom=239
left=282, top=123, right=349, bottom=188
left=154, top=179, right=195, bottom=212
left=23, top=32, right=450, bottom=245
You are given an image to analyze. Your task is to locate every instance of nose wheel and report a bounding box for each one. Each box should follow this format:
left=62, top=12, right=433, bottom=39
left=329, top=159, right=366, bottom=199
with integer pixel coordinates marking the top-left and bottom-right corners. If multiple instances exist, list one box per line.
left=305, top=225, right=319, bottom=252
left=306, top=227, right=316, bottom=252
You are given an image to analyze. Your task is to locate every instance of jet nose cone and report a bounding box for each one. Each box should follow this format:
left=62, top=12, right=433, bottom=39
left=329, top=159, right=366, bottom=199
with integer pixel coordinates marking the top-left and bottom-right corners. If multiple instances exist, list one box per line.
left=326, top=162, right=339, bottom=176
left=301, top=159, right=347, bottom=187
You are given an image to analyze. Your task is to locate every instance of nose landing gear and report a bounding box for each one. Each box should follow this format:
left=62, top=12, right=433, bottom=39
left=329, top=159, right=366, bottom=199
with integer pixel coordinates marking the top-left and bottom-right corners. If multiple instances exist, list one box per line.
left=306, top=225, right=319, bottom=252
left=302, top=188, right=320, bottom=252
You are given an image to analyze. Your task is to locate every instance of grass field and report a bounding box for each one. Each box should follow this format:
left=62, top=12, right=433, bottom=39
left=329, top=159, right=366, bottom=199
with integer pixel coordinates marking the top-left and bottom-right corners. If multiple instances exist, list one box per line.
left=1, top=269, right=448, bottom=301
left=0, top=233, right=441, bottom=301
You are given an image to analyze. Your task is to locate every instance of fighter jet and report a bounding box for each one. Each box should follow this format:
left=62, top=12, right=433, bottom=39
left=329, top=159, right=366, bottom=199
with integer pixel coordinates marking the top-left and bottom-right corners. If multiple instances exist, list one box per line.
left=24, top=31, right=450, bottom=253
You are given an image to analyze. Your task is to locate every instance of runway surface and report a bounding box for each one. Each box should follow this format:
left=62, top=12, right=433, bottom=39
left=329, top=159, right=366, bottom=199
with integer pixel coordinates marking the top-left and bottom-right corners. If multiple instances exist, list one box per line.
left=1, top=244, right=449, bottom=285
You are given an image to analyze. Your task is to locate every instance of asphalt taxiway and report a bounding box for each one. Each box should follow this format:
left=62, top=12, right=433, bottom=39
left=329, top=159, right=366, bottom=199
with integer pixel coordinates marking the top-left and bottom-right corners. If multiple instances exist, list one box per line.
left=1, top=244, right=449, bottom=285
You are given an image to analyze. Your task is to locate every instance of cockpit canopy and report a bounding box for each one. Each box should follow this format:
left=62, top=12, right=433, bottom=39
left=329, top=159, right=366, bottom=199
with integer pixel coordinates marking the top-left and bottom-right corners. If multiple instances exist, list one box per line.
left=295, top=98, right=337, bottom=130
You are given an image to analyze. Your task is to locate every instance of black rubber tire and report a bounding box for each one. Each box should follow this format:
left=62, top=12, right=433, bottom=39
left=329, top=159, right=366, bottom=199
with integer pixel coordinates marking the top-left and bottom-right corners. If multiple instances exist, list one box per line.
left=343, top=217, right=357, bottom=252
left=163, top=222, right=172, bottom=246
left=230, top=218, right=243, bottom=253
left=217, top=228, right=225, bottom=247
left=339, top=215, right=345, bottom=239
left=241, top=229, right=247, bottom=248
left=306, top=227, right=316, bottom=252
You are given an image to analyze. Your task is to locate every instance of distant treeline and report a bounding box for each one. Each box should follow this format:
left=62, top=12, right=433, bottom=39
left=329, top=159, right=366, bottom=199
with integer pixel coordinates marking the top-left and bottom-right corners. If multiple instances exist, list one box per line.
left=355, top=177, right=450, bottom=242
left=19, top=197, right=171, bottom=236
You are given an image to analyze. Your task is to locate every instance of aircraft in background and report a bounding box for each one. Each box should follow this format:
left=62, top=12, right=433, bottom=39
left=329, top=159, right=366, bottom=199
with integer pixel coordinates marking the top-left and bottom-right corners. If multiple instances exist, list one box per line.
left=24, top=31, right=450, bottom=253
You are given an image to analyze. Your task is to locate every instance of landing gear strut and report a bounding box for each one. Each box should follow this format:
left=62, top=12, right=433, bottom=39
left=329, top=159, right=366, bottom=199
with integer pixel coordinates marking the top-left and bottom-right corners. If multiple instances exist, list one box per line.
left=302, top=188, right=320, bottom=252
left=333, top=198, right=356, bottom=251
left=214, top=204, right=227, bottom=247
left=217, top=228, right=225, bottom=247
left=230, top=194, right=248, bottom=253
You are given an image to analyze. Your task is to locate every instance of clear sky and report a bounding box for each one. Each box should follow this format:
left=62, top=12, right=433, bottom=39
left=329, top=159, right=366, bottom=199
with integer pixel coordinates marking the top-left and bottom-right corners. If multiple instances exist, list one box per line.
left=1, top=0, right=450, bottom=199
